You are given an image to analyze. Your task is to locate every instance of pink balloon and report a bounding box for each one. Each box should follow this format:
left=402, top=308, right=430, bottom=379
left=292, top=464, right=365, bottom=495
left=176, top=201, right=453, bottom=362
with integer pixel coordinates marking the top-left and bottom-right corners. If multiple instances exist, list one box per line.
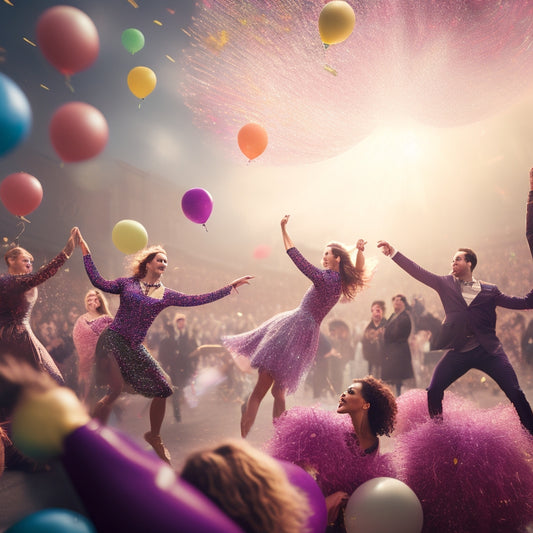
left=49, top=102, right=109, bottom=162
left=37, top=5, right=99, bottom=76
left=181, top=188, right=213, bottom=225
left=0, top=172, right=43, bottom=216
left=253, top=244, right=271, bottom=260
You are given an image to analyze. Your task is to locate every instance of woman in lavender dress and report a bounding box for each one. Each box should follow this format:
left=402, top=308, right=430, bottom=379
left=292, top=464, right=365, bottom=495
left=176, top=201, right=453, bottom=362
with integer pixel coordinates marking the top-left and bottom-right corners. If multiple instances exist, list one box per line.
left=223, top=215, right=370, bottom=438
left=72, top=289, right=113, bottom=406
left=76, top=229, right=252, bottom=464
left=0, top=228, right=77, bottom=384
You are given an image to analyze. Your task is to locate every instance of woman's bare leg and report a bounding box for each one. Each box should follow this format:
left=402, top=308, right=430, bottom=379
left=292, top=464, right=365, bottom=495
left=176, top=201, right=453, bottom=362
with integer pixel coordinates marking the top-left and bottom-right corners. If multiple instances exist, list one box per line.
left=271, top=381, right=286, bottom=420
left=241, top=371, right=273, bottom=438
left=144, top=397, right=171, bottom=465
left=91, top=355, right=123, bottom=424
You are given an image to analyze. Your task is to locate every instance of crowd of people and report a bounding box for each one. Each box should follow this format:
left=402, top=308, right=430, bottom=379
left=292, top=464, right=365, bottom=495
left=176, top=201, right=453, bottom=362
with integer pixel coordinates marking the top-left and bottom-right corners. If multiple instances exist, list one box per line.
left=3, top=182, right=533, bottom=531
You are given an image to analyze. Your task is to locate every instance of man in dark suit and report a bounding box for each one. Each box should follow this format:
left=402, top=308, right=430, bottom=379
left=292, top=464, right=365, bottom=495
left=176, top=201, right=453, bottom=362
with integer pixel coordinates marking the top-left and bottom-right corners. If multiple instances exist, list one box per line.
left=378, top=240, right=533, bottom=434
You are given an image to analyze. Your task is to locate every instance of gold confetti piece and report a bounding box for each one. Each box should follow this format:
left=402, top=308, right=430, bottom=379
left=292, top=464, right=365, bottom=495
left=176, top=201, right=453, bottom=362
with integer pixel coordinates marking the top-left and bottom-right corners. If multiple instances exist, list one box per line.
left=480, top=376, right=486, bottom=383
left=23, top=37, right=36, bottom=47
left=453, top=457, right=458, bottom=465
left=165, top=55, right=175, bottom=63
left=153, top=20, right=162, bottom=26
left=324, top=64, right=337, bottom=76
left=40, top=84, right=50, bottom=90
left=205, top=30, right=229, bottom=52
left=127, top=0, right=138, bottom=7
left=3, top=0, right=14, bottom=6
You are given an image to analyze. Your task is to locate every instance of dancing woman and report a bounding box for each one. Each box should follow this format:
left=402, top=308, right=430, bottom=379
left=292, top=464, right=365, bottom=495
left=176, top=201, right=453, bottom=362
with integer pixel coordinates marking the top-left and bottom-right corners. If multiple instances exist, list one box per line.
left=72, top=289, right=113, bottom=406
left=223, top=215, right=370, bottom=437
left=0, top=228, right=77, bottom=384
left=77, top=229, right=252, bottom=464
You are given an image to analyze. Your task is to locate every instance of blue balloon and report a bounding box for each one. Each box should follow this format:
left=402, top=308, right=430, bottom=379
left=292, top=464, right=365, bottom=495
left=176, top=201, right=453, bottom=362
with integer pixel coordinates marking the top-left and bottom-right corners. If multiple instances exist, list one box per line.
left=0, top=73, right=32, bottom=157
left=5, top=508, right=96, bottom=533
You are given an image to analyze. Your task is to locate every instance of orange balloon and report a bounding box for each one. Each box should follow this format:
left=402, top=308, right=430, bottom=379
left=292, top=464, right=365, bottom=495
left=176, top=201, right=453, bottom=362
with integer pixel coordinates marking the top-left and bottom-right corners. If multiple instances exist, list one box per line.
left=237, top=123, right=268, bottom=160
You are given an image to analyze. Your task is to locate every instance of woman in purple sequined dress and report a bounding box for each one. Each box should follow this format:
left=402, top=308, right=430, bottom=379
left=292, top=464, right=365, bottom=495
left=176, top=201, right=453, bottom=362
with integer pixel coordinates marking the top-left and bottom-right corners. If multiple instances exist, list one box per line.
left=223, top=215, right=370, bottom=438
left=0, top=228, right=77, bottom=384
left=72, top=289, right=113, bottom=406
left=76, top=229, right=253, bottom=464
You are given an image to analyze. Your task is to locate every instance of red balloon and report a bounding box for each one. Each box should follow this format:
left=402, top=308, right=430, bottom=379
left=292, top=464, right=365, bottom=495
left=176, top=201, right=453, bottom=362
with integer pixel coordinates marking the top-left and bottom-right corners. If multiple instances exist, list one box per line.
left=0, top=172, right=43, bottom=216
left=49, top=102, right=109, bottom=162
left=37, top=5, right=99, bottom=76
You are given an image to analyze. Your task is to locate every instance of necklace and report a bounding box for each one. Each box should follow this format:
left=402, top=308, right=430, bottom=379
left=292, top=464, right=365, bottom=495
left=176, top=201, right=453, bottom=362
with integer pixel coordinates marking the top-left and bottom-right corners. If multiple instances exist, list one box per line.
left=141, top=280, right=161, bottom=296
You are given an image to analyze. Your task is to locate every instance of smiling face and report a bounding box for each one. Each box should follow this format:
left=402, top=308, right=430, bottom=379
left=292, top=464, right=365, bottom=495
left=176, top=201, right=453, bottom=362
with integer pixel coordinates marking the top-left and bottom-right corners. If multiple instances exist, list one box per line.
left=321, top=246, right=340, bottom=271
left=337, top=382, right=370, bottom=415
left=85, top=291, right=101, bottom=313
left=146, top=252, right=168, bottom=277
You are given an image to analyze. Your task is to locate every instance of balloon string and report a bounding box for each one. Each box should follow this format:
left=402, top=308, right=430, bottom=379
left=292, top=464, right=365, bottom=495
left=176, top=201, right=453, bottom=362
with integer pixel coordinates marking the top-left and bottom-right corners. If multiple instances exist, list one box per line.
left=65, top=75, right=74, bottom=93
left=202, top=224, right=208, bottom=232
left=138, top=98, right=144, bottom=109
left=15, top=216, right=30, bottom=245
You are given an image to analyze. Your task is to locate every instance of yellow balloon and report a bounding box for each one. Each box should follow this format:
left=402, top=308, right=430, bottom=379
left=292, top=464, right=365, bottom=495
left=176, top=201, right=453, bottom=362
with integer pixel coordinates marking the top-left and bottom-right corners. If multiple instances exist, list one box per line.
left=318, top=1, right=356, bottom=45
left=112, top=219, right=148, bottom=254
left=127, top=66, right=157, bottom=99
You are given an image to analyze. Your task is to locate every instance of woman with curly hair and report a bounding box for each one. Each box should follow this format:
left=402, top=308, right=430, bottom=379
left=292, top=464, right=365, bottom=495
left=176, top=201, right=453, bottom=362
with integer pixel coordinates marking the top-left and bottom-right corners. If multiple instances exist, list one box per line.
left=76, top=229, right=253, bottom=464
left=181, top=439, right=311, bottom=533
left=266, top=376, right=397, bottom=532
left=223, top=215, right=371, bottom=438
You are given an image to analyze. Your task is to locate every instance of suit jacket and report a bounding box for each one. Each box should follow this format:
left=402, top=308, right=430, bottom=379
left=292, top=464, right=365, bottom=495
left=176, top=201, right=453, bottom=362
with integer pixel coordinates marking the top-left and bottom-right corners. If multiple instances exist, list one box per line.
left=393, top=252, right=533, bottom=354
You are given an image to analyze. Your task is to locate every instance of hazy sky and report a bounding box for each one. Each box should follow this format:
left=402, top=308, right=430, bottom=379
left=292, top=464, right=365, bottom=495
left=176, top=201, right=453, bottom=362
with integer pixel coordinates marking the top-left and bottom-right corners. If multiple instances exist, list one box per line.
left=1, top=0, right=533, bottom=272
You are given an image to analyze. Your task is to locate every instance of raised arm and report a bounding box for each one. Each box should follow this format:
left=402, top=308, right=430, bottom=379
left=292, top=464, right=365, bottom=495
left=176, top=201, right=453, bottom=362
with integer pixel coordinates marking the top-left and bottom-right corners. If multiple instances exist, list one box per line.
left=281, top=215, right=294, bottom=250
left=527, top=168, right=533, bottom=259
left=355, top=239, right=366, bottom=271
left=76, top=228, right=91, bottom=256
left=377, top=240, right=443, bottom=291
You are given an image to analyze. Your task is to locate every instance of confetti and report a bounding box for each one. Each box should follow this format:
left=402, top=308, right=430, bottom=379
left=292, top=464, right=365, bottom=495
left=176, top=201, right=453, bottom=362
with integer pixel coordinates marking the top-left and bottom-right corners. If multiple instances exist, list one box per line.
left=181, top=0, right=533, bottom=165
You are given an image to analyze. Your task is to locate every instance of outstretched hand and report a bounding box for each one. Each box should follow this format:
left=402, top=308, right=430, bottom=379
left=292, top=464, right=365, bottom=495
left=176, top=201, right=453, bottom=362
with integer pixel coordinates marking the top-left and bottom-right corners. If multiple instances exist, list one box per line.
left=356, top=239, right=367, bottom=252
left=377, top=240, right=395, bottom=257
left=64, top=227, right=78, bottom=257
left=230, top=275, right=254, bottom=294
left=75, top=228, right=91, bottom=255
left=280, top=215, right=290, bottom=228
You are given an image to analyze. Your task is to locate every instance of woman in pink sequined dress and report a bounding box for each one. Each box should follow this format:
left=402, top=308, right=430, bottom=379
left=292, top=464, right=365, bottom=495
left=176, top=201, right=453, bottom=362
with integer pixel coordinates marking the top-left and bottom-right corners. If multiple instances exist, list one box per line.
left=72, top=289, right=113, bottom=406
left=223, top=215, right=370, bottom=438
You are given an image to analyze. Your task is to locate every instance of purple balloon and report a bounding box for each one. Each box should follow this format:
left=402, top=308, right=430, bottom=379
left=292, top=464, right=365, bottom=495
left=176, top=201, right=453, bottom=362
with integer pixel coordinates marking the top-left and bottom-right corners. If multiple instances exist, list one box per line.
left=181, top=188, right=213, bottom=225
left=279, top=460, right=328, bottom=533
left=61, top=422, right=244, bottom=533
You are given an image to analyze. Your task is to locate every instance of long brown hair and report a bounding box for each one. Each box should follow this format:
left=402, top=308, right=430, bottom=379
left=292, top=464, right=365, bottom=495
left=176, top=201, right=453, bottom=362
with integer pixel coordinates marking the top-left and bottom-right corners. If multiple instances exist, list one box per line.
left=129, top=245, right=166, bottom=278
left=327, top=241, right=371, bottom=300
left=181, top=440, right=310, bottom=533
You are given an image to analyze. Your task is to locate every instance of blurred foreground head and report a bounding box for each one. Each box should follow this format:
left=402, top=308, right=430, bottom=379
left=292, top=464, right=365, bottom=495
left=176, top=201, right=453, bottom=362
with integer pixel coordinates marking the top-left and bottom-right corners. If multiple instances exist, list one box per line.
left=0, top=356, right=89, bottom=460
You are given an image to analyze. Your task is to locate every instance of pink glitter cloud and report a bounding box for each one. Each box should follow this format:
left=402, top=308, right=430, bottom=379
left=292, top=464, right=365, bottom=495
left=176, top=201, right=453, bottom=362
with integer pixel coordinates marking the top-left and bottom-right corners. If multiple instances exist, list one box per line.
left=181, top=0, right=533, bottom=164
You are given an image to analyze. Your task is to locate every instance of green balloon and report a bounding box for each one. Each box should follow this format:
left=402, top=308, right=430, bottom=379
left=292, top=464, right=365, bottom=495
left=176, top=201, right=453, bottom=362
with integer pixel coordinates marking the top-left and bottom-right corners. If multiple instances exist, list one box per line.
left=121, top=28, right=145, bottom=55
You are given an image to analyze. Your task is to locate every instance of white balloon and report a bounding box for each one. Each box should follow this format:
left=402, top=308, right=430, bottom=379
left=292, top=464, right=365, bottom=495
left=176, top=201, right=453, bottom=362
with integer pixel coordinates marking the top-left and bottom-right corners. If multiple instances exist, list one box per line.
left=344, top=477, right=423, bottom=533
